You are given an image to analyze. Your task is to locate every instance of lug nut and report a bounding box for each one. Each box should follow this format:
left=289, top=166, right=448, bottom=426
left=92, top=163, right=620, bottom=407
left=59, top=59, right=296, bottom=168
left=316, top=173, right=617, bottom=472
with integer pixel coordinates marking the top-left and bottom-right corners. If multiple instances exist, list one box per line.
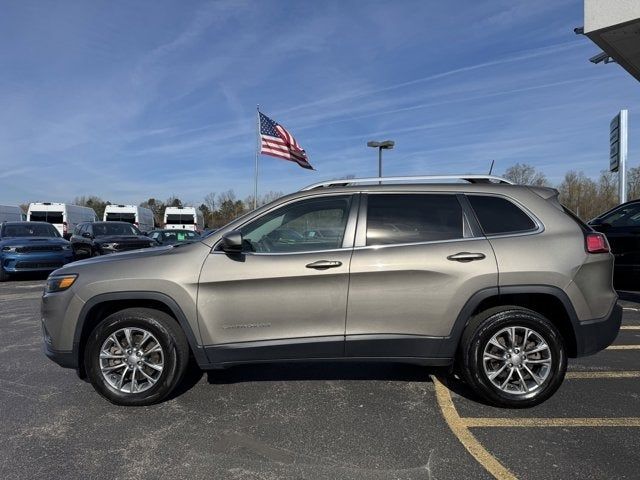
left=508, top=363, right=513, bottom=367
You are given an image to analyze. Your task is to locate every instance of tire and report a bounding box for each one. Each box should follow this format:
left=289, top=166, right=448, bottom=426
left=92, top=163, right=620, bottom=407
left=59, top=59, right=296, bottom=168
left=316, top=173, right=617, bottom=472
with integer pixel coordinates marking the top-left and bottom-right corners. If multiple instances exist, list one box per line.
left=458, top=306, right=567, bottom=408
left=84, top=308, right=190, bottom=406
left=0, top=267, right=7, bottom=282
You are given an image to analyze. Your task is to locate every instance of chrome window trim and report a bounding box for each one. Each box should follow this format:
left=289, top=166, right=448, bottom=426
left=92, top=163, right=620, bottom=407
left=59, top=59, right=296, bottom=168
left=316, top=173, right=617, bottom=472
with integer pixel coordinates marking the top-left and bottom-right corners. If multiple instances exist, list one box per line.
left=352, top=235, right=488, bottom=252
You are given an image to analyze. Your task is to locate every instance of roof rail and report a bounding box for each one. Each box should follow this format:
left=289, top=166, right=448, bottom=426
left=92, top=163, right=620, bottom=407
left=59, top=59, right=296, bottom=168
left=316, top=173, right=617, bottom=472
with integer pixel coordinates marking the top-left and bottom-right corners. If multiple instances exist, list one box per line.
left=300, top=175, right=513, bottom=191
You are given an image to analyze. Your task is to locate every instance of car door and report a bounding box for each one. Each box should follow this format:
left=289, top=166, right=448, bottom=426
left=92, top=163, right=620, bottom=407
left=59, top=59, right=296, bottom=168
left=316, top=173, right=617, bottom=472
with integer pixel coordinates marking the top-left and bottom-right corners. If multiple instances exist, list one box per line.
left=345, top=192, right=497, bottom=358
left=197, top=193, right=359, bottom=363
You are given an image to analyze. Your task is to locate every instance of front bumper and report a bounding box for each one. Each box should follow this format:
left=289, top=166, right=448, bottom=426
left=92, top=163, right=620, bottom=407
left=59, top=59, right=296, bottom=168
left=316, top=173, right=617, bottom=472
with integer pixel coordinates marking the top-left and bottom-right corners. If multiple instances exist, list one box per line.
left=2, top=252, right=74, bottom=273
left=574, top=303, right=622, bottom=357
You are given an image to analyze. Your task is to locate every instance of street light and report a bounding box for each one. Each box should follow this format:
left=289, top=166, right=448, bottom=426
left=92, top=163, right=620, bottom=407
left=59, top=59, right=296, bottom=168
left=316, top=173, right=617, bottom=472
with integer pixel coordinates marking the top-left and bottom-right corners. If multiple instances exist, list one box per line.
left=367, top=140, right=395, bottom=180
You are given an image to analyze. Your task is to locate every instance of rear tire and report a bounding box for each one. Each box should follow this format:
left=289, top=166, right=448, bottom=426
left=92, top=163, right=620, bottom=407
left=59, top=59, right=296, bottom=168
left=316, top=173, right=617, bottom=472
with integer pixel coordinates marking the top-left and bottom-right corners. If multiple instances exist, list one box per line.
left=84, top=308, right=190, bottom=406
left=458, top=306, right=566, bottom=408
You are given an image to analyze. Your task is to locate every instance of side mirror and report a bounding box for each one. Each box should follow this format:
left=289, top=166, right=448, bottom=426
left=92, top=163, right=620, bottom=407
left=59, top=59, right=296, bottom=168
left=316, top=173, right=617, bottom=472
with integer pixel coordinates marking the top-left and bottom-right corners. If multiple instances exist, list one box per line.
left=82, top=232, right=93, bottom=239
left=220, top=230, right=243, bottom=253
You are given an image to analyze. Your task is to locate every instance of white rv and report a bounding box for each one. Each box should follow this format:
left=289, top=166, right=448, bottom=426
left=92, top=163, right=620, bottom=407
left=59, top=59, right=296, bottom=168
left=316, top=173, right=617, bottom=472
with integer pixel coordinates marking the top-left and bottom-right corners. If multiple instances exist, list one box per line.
left=27, top=203, right=97, bottom=238
left=103, top=204, right=155, bottom=233
left=163, top=207, right=204, bottom=232
left=0, top=205, right=25, bottom=223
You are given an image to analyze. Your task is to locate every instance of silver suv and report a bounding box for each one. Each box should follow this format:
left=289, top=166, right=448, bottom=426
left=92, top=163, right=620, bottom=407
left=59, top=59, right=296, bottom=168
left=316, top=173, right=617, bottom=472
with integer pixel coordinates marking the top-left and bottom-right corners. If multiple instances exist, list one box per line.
left=42, top=176, right=621, bottom=407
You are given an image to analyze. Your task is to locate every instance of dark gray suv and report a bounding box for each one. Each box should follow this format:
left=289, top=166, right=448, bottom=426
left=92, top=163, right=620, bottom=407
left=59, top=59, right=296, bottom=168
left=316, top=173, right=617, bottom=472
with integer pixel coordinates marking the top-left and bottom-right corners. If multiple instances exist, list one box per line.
left=42, top=176, right=621, bottom=407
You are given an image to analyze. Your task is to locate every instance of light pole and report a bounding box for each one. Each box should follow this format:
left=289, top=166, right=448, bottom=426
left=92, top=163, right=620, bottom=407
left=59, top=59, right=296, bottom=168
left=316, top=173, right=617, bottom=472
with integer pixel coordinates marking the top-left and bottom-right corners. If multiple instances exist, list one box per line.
left=367, top=140, right=394, bottom=181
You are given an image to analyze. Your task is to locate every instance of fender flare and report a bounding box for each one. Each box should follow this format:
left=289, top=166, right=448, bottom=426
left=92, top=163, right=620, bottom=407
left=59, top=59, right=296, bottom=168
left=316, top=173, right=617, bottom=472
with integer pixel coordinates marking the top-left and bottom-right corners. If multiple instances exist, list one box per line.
left=73, top=291, right=208, bottom=368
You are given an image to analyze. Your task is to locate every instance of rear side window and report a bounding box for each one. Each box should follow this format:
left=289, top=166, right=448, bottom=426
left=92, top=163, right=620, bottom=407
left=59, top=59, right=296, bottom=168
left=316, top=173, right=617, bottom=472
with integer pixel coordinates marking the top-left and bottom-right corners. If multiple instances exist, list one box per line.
left=468, top=195, right=536, bottom=235
left=366, top=194, right=464, bottom=246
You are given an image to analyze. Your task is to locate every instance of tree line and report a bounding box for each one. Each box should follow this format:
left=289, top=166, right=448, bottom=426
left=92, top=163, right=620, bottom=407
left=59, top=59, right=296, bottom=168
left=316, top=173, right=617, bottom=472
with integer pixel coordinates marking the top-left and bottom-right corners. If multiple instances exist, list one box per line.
left=503, top=163, right=640, bottom=220
left=20, top=165, right=638, bottom=229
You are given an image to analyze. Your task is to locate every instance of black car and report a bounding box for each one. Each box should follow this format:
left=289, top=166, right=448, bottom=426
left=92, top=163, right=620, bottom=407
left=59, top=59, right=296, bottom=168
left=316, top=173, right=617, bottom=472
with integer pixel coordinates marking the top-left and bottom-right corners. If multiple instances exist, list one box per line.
left=70, top=221, right=156, bottom=257
left=147, top=229, right=200, bottom=245
left=589, top=199, right=640, bottom=288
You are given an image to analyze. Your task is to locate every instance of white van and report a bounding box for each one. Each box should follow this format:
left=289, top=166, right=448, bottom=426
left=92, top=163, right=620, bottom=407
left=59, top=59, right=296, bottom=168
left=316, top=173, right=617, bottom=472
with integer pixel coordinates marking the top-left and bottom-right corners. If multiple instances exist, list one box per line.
left=27, top=203, right=97, bottom=239
left=0, top=205, right=25, bottom=223
left=163, top=207, right=204, bottom=232
left=103, top=204, right=155, bottom=233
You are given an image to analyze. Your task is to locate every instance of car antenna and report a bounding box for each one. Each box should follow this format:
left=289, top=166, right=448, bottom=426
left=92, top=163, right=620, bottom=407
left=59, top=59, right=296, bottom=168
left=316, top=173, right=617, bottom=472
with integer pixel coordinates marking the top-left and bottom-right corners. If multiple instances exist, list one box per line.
left=488, top=159, right=495, bottom=175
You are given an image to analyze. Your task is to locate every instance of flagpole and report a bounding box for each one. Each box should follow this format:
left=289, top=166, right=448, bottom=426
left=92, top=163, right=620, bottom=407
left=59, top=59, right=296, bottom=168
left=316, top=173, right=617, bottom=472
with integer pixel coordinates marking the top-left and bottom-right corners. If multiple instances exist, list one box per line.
left=254, top=104, right=260, bottom=210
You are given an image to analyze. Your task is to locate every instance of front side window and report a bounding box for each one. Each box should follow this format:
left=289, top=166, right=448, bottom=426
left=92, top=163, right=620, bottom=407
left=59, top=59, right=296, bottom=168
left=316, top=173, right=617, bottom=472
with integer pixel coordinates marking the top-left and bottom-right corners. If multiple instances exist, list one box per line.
left=467, top=195, right=536, bottom=236
left=599, top=203, right=640, bottom=228
left=240, top=195, right=352, bottom=253
left=366, top=194, right=464, bottom=246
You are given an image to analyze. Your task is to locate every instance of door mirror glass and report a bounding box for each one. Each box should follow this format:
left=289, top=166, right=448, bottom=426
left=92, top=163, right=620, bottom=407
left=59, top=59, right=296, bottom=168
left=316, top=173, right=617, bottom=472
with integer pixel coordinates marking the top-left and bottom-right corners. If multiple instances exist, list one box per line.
left=220, top=231, right=243, bottom=253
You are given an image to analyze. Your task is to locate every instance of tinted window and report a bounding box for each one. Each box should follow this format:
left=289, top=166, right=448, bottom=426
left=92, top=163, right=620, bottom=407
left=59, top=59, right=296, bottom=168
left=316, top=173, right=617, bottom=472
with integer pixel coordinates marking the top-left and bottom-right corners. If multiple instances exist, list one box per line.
left=468, top=195, right=536, bottom=235
left=366, top=194, right=464, bottom=246
left=29, top=211, right=64, bottom=224
left=240, top=196, right=352, bottom=253
left=599, top=203, right=640, bottom=227
left=106, top=212, right=136, bottom=223
left=1, top=223, right=60, bottom=238
left=92, top=223, right=140, bottom=236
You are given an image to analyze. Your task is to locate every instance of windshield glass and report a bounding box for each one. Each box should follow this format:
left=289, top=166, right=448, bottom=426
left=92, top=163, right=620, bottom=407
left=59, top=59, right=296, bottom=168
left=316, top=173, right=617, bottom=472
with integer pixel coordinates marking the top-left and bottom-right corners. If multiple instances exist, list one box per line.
left=1, top=223, right=61, bottom=238
left=92, top=223, right=140, bottom=236
left=29, top=211, right=64, bottom=223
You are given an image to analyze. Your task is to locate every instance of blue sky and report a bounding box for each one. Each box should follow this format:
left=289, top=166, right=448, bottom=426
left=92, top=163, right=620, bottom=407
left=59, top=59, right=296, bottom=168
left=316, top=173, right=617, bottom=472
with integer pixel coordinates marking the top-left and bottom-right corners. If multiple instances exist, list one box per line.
left=1, top=0, right=638, bottom=206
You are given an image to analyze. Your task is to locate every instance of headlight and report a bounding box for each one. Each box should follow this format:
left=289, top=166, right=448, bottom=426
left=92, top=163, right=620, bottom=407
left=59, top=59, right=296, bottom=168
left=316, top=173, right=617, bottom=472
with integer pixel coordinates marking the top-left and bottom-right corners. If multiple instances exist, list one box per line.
left=100, top=242, right=118, bottom=249
left=45, top=274, right=78, bottom=293
left=62, top=245, right=71, bottom=250
left=148, top=242, right=156, bottom=247
left=1, top=246, right=17, bottom=252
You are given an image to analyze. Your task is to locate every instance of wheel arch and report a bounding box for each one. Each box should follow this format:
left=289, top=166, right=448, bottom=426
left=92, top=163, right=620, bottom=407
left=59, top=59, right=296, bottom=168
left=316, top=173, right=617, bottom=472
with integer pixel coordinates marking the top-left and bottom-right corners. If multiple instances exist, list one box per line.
left=74, top=292, right=207, bottom=377
left=448, top=285, right=579, bottom=358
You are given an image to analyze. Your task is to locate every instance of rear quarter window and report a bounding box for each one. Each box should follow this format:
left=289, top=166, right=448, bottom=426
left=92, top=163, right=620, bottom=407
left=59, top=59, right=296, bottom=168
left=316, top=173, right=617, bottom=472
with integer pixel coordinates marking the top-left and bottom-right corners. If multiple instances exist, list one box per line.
left=467, top=195, right=536, bottom=236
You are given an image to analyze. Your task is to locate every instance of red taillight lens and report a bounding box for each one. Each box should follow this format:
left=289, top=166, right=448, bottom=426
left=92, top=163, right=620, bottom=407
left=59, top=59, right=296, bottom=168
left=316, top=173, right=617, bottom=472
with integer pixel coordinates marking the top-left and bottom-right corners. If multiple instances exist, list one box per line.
left=586, top=232, right=609, bottom=254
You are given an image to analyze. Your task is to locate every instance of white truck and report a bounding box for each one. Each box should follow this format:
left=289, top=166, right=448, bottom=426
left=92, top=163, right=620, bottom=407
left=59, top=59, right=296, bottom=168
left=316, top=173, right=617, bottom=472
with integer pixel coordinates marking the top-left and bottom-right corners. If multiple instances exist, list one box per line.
left=0, top=205, right=25, bottom=223
left=163, top=207, right=204, bottom=232
left=103, top=204, right=155, bottom=234
left=27, top=203, right=97, bottom=239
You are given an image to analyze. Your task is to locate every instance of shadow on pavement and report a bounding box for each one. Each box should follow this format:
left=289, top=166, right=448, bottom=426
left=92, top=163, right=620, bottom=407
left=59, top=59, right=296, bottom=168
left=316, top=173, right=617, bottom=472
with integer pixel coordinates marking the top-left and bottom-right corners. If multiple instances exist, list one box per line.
left=2, top=271, right=49, bottom=282
left=206, top=361, right=441, bottom=384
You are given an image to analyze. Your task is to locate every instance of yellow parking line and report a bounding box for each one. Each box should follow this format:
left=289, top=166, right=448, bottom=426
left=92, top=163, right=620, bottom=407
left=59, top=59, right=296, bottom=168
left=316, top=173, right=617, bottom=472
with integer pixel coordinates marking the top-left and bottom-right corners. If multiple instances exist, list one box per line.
left=432, top=376, right=517, bottom=480
left=566, top=370, right=640, bottom=379
left=464, top=417, right=640, bottom=428
left=620, top=326, right=640, bottom=330
left=606, top=345, right=640, bottom=350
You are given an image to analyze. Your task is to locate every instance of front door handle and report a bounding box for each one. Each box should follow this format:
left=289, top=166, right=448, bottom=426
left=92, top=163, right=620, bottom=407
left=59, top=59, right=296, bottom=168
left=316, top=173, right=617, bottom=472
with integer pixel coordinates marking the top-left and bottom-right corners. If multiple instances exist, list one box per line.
left=447, top=252, right=486, bottom=262
left=306, top=260, right=343, bottom=270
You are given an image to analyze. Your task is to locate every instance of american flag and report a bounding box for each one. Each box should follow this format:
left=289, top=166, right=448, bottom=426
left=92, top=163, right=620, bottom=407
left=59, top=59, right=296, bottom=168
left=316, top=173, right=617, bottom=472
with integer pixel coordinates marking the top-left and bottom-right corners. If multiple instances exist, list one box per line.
left=259, top=112, right=314, bottom=170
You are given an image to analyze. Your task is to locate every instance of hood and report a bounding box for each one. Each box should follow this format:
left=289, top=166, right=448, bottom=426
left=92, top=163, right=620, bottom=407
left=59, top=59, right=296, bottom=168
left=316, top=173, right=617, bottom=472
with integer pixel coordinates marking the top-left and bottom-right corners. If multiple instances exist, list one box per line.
left=67, top=245, right=173, bottom=268
left=94, top=235, right=151, bottom=243
left=0, top=237, right=70, bottom=247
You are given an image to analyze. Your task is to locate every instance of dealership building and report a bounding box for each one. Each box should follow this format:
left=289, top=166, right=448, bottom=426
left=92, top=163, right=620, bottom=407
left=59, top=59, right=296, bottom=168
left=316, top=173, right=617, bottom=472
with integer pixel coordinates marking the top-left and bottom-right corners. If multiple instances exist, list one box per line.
left=582, top=0, right=640, bottom=81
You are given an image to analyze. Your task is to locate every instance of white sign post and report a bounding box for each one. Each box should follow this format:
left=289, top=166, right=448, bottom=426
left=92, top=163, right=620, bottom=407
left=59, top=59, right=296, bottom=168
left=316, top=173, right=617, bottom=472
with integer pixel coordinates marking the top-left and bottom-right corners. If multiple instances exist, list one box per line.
left=610, top=109, right=628, bottom=204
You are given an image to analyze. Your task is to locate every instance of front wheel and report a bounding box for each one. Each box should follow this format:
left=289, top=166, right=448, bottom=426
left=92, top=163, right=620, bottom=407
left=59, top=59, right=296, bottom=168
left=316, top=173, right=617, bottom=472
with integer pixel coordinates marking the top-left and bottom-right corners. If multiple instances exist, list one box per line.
left=458, top=306, right=567, bottom=408
left=84, top=308, right=190, bottom=406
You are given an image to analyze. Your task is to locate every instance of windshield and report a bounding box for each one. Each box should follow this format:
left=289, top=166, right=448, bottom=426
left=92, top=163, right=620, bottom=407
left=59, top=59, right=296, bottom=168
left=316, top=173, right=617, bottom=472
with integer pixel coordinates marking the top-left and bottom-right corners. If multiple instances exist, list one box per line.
left=1, top=223, right=61, bottom=238
left=93, top=223, right=141, bottom=236
left=29, top=211, right=64, bottom=223
left=105, top=212, right=135, bottom=223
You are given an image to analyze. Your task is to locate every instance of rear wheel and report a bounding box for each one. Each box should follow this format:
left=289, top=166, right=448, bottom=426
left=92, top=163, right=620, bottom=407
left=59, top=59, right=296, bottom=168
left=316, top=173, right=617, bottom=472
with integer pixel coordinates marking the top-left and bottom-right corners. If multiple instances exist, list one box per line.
left=458, top=306, right=567, bottom=408
left=84, top=308, right=189, bottom=406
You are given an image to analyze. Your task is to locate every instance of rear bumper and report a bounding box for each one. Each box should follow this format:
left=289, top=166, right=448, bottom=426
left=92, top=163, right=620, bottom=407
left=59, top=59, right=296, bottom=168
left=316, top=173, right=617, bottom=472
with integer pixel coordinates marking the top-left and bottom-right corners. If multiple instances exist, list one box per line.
left=574, top=303, right=622, bottom=357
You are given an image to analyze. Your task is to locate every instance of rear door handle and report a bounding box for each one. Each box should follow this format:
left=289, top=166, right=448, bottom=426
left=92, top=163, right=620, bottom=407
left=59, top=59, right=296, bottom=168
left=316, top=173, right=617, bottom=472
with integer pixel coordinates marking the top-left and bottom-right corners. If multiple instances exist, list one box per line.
left=306, top=260, right=343, bottom=269
left=447, top=252, right=486, bottom=262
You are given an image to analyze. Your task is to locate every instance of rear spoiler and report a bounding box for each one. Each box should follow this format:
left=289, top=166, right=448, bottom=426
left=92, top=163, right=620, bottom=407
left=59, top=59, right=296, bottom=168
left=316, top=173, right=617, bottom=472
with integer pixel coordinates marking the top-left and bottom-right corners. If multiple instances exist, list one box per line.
left=527, top=186, right=564, bottom=211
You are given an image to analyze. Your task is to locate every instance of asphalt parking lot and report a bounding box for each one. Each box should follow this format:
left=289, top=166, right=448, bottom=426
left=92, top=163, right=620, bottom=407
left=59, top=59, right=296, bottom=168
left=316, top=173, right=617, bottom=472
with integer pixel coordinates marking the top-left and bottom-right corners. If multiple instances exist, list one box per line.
left=0, top=278, right=638, bottom=480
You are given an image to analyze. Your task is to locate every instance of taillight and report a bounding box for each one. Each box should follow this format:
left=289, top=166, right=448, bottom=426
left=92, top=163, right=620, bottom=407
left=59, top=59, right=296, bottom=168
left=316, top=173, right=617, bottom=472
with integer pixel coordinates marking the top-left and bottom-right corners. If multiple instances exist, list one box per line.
left=586, top=232, right=609, bottom=254
left=63, top=221, right=68, bottom=234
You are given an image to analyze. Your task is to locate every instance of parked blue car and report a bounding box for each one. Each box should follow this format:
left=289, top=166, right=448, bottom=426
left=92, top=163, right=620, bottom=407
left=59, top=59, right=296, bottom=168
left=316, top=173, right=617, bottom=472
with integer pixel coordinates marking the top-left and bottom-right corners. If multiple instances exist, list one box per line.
left=0, top=222, right=74, bottom=281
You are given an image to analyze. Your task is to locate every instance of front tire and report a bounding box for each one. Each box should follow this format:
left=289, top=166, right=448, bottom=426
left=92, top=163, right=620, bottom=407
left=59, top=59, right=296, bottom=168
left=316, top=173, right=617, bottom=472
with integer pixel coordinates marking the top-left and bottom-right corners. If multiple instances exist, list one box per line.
left=84, top=308, right=190, bottom=406
left=458, top=306, right=567, bottom=408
